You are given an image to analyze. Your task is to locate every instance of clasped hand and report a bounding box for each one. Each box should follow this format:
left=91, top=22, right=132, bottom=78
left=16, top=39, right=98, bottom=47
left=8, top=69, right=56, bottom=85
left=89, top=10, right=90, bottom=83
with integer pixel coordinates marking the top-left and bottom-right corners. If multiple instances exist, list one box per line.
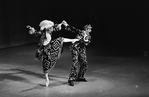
left=62, top=20, right=68, bottom=26
left=57, top=20, right=68, bottom=30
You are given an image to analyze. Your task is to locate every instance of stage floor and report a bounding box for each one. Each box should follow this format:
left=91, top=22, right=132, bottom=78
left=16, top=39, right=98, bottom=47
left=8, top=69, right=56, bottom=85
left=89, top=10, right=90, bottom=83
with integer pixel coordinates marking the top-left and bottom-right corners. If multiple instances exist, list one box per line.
left=0, top=43, right=149, bottom=97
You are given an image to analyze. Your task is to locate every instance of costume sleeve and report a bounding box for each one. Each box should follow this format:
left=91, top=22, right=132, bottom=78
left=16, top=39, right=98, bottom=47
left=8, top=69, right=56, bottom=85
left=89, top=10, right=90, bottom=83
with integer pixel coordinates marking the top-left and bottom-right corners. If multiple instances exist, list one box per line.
left=84, top=39, right=91, bottom=46
left=84, top=34, right=91, bottom=46
left=53, top=24, right=61, bottom=31
left=79, top=32, right=91, bottom=46
left=29, top=30, right=42, bottom=37
left=65, top=25, right=82, bottom=34
left=35, top=36, right=44, bottom=61
left=34, top=31, right=42, bottom=36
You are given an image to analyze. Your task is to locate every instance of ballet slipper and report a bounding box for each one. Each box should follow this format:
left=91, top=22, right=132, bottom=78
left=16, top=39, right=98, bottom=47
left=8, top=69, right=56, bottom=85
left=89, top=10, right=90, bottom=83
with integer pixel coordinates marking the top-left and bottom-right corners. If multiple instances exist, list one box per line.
left=46, top=80, right=50, bottom=87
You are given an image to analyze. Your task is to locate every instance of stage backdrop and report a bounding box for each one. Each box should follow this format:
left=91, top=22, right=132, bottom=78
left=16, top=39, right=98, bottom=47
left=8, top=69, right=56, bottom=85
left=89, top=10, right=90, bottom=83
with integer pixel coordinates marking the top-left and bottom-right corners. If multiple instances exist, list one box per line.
left=0, top=0, right=92, bottom=49
left=0, top=0, right=149, bottom=50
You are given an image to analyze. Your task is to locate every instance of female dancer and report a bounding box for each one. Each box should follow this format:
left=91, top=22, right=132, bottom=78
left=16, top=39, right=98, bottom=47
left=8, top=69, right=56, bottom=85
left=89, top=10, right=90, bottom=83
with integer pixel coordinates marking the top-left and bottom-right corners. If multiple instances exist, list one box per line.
left=27, top=20, right=79, bottom=87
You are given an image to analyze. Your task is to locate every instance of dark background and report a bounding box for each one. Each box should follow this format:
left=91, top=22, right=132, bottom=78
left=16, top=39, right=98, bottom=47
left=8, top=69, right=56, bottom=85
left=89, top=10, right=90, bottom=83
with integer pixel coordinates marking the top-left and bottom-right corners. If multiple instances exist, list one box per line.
left=0, top=0, right=149, bottom=54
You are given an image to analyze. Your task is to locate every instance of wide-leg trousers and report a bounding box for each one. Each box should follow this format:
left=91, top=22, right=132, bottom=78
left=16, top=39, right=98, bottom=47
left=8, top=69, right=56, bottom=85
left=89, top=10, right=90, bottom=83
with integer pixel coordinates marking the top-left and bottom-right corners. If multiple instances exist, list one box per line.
left=69, top=47, right=88, bottom=81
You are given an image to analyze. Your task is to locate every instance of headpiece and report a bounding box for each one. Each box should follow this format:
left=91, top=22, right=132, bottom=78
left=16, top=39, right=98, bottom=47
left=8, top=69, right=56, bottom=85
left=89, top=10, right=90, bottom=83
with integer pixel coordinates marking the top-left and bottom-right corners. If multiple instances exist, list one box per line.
left=39, top=20, right=54, bottom=30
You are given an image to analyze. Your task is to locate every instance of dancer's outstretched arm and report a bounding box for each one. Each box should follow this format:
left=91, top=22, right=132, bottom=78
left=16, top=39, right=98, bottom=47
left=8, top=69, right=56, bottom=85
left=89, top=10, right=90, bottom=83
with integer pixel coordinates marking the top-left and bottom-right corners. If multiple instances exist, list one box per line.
left=62, top=20, right=82, bottom=34
left=26, top=25, right=42, bottom=36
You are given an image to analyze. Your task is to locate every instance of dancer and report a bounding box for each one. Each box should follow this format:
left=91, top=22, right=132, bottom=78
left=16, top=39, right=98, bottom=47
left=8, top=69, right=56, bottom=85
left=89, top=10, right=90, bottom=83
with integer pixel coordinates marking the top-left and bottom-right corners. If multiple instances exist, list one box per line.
left=63, top=22, right=92, bottom=86
left=27, top=20, right=79, bottom=87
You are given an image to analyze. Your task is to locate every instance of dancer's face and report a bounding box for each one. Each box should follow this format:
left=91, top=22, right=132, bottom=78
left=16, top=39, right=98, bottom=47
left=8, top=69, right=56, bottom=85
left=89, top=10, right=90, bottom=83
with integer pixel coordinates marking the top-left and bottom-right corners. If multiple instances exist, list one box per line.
left=84, top=24, right=92, bottom=34
left=87, top=28, right=92, bottom=33
left=85, top=27, right=92, bottom=33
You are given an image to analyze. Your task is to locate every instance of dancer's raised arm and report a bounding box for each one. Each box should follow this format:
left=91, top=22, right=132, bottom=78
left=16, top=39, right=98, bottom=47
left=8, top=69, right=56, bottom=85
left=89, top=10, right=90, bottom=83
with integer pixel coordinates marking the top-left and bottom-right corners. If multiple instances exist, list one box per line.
left=62, top=21, right=82, bottom=34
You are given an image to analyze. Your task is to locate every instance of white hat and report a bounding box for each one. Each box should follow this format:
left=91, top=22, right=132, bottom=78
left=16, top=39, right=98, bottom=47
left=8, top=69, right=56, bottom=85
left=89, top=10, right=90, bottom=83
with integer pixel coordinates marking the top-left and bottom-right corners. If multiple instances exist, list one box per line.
left=39, top=20, right=54, bottom=30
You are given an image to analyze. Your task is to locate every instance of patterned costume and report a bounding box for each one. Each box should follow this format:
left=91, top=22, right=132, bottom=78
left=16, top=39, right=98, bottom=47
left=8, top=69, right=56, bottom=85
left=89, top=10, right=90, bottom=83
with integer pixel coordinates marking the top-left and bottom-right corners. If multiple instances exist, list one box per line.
left=27, top=20, right=81, bottom=87
left=32, top=25, right=64, bottom=73
left=66, top=25, right=91, bottom=81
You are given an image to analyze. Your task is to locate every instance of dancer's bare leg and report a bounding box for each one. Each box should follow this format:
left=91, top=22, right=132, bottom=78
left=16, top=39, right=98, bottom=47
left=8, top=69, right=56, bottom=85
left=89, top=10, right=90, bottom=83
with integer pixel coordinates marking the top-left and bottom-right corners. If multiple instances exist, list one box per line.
left=45, top=73, right=50, bottom=87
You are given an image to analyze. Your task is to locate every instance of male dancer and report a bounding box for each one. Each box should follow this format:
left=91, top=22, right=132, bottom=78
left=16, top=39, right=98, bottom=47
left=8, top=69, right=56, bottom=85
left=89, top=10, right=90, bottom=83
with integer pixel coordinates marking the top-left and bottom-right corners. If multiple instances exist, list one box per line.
left=63, top=22, right=92, bottom=86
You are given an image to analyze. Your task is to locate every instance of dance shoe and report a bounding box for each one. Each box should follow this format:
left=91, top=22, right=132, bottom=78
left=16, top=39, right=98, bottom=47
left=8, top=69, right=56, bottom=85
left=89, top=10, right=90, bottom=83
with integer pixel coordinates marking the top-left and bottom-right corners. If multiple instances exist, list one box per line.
left=68, top=80, right=74, bottom=86
left=46, top=81, right=50, bottom=87
left=77, top=78, right=87, bottom=82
